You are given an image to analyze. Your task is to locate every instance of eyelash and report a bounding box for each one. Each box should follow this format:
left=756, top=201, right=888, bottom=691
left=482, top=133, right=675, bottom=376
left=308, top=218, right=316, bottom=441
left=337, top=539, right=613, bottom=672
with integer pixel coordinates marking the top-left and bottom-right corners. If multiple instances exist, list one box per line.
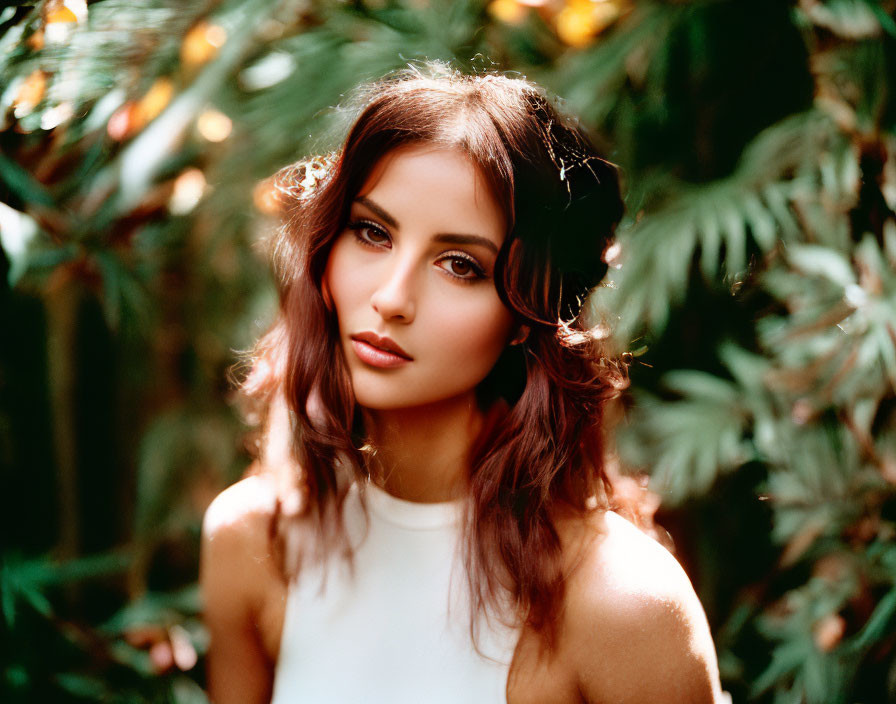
left=346, top=219, right=488, bottom=283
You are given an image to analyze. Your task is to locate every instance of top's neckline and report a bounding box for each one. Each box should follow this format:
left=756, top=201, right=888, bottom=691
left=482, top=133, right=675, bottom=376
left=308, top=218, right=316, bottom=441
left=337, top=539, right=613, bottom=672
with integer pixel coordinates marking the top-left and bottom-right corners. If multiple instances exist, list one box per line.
left=362, top=480, right=465, bottom=530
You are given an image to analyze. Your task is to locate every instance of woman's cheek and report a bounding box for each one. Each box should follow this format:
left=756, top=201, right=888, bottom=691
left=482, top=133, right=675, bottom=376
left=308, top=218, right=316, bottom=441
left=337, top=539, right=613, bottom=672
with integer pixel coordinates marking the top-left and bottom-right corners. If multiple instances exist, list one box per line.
left=324, top=238, right=371, bottom=320
left=447, top=299, right=514, bottom=372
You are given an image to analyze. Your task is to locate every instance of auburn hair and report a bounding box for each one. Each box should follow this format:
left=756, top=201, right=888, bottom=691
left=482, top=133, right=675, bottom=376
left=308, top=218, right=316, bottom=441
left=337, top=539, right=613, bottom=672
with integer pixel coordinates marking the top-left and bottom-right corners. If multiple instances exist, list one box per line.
left=242, top=63, right=627, bottom=644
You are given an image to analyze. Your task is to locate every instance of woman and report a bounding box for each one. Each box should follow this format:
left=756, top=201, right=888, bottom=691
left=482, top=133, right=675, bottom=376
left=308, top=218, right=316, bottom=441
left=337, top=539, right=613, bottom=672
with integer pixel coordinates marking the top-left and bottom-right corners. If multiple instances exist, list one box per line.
left=200, top=64, right=725, bottom=703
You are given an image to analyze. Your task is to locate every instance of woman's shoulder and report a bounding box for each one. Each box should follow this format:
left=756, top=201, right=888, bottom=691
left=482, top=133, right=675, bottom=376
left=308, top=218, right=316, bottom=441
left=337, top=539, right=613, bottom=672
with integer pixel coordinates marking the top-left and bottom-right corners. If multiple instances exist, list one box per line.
left=562, top=509, right=696, bottom=604
left=200, top=470, right=292, bottom=614
left=202, top=471, right=280, bottom=547
left=557, top=510, right=724, bottom=703
left=201, top=471, right=301, bottom=700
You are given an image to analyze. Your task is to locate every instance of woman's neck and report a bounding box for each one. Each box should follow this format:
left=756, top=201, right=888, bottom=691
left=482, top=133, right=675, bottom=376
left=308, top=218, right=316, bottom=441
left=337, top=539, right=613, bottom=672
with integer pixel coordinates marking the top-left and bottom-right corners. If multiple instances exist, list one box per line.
left=361, top=392, right=484, bottom=503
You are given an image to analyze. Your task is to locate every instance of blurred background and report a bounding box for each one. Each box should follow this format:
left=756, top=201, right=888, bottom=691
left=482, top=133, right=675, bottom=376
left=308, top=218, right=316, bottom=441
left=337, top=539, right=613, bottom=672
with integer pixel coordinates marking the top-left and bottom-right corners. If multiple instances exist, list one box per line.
left=1, top=0, right=895, bottom=701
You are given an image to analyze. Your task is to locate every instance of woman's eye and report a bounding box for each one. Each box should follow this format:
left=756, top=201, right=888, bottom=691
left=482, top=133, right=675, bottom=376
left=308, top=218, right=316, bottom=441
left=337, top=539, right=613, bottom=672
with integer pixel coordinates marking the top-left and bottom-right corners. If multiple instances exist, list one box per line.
left=361, top=226, right=388, bottom=244
left=440, top=256, right=485, bottom=281
left=349, top=221, right=390, bottom=247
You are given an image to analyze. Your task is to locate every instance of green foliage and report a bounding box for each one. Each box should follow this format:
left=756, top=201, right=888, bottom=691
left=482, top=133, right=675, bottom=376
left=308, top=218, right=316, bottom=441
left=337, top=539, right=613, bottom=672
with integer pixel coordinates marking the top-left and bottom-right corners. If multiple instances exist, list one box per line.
left=2, top=0, right=896, bottom=701
left=606, top=2, right=896, bottom=700
left=2, top=551, right=206, bottom=703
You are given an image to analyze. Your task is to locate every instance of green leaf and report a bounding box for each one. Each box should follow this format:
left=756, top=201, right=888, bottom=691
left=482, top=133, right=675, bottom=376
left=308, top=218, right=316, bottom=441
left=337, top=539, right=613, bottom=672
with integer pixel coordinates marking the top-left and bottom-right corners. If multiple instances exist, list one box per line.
left=743, top=190, right=778, bottom=251
left=171, top=677, right=212, bottom=704
left=94, top=249, right=150, bottom=332
left=55, top=672, right=109, bottom=699
left=869, top=3, right=896, bottom=36
left=102, top=584, right=201, bottom=634
left=850, top=587, right=896, bottom=651
left=18, top=583, right=53, bottom=618
left=662, top=370, right=740, bottom=404
left=752, top=638, right=809, bottom=695
left=801, top=0, right=884, bottom=39
left=720, top=198, right=747, bottom=278
left=12, top=240, right=79, bottom=284
left=619, top=375, right=752, bottom=504
left=0, top=153, right=55, bottom=208
left=785, top=244, right=855, bottom=288
left=1, top=571, right=16, bottom=627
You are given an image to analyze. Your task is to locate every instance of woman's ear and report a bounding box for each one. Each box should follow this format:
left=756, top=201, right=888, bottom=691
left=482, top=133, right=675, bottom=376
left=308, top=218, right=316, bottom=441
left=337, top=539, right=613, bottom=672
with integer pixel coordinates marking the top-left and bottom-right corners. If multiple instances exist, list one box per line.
left=509, top=325, right=530, bottom=346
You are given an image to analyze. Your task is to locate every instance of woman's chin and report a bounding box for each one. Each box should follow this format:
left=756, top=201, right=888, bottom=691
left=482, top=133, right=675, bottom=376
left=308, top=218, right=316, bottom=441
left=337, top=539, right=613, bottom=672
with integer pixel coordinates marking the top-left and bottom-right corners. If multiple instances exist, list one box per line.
left=353, top=386, right=480, bottom=415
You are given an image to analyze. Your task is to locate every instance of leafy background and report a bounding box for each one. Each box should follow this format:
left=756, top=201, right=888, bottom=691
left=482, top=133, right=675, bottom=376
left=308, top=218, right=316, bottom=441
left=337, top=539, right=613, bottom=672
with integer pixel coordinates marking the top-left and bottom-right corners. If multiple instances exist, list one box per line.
left=1, top=0, right=895, bottom=702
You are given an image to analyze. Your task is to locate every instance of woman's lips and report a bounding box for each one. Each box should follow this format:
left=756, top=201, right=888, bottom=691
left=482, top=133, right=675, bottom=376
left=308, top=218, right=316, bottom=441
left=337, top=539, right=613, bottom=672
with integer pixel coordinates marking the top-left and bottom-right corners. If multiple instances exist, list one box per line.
left=350, top=336, right=412, bottom=369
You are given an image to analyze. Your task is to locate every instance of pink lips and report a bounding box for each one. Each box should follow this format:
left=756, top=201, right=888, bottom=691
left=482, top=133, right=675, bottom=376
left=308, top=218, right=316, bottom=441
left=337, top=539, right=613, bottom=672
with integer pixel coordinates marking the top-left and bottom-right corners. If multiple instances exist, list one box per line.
left=350, top=332, right=412, bottom=369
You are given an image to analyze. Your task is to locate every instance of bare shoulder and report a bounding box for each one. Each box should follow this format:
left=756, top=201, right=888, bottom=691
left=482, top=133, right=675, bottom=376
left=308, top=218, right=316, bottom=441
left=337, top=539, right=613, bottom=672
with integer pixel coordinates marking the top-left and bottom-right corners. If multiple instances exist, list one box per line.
left=201, top=473, right=297, bottom=702
left=564, top=510, right=702, bottom=612
left=202, top=473, right=280, bottom=561
left=200, top=473, right=283, bottom=613
left=559, top=510, right=724, bottom=704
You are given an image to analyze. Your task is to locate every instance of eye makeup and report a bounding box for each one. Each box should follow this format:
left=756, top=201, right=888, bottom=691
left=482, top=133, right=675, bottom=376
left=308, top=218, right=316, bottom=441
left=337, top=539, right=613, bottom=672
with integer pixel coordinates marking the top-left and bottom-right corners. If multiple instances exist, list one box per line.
left=346, top=217, right=491, bottom=284
left=436, top=252, right=488, bottom=282
left=347, top=219, right=390, bottom=248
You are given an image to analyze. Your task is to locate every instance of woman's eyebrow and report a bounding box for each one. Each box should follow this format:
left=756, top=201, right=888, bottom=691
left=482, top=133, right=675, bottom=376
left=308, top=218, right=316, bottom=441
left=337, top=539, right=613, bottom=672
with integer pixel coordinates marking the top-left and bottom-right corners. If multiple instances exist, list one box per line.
left=354, top=195, right=499, bottom=255
left=354, top=196, right=398, bottom=228
left=433, top=233, right=498, bottom=255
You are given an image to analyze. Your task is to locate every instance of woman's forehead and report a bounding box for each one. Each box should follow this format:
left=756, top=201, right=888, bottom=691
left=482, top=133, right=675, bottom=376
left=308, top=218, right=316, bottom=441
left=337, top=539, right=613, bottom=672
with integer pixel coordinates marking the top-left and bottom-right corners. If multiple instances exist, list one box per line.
left=353, top=144, right=507, bottom=243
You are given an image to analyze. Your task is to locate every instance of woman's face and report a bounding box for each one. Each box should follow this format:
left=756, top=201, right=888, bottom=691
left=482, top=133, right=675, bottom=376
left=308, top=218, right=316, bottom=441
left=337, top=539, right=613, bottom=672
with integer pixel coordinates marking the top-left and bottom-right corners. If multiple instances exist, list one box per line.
left=323, top=144, right=515, bottom=411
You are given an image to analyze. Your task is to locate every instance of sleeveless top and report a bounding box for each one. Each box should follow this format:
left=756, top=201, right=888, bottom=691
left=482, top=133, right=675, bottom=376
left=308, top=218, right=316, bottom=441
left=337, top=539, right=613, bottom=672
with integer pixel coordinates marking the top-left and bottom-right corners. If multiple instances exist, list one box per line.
left=270, top=482, right=521, bottom=703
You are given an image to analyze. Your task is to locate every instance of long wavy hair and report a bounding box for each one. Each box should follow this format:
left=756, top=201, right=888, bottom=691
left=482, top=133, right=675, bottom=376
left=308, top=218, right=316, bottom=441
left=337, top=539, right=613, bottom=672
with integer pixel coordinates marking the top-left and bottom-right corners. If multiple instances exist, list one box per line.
left=243, top=64, right=626, bottom=644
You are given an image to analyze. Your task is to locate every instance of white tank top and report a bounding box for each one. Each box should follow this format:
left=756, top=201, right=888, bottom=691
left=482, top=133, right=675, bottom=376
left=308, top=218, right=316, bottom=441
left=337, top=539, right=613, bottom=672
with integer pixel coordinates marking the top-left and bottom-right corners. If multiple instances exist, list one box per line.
left=270, top=481, right=520, bottom=703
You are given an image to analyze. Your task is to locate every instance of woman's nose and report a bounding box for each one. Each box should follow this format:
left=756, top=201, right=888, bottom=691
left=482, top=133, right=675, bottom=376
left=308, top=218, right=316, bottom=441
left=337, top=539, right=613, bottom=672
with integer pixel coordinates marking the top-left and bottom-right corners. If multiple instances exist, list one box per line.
left=370, top=260, right=417, bottom=323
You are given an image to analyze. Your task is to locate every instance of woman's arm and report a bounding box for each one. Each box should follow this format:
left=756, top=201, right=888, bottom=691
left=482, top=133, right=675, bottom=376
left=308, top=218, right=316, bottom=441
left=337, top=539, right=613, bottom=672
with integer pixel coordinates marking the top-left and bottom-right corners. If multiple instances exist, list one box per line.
left=200, top=476, right=280, bottom=704
left=562, top=511, right=724, bottom=704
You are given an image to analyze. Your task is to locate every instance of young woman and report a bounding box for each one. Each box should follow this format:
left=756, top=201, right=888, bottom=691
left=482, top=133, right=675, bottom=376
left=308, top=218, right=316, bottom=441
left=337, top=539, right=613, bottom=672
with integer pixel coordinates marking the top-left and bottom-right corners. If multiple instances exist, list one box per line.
left=200, top=65, right=725, bottom=703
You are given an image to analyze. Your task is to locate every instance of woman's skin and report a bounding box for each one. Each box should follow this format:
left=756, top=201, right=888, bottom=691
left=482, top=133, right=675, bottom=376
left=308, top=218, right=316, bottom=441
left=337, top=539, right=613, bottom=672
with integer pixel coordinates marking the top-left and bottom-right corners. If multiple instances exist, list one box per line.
left=323, top=145, right=514, bottom=501
left=200, top=145, right=725, bottom=703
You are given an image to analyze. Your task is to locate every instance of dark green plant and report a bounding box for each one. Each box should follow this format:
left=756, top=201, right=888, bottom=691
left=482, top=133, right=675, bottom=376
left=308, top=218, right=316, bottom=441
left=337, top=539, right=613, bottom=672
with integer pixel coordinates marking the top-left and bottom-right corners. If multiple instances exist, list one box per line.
left=2, top=550, right=208, bottom=703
